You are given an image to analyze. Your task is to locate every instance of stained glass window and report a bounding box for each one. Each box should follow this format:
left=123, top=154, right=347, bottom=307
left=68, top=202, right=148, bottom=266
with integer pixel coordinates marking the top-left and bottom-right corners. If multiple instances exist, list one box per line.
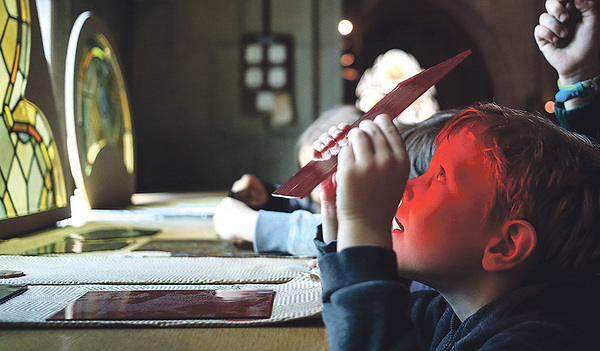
left=78, top=33, right=134, bottom=176
left=65, top=12, right=135, bottom=209
left=0, top=0, right=67, bottom=220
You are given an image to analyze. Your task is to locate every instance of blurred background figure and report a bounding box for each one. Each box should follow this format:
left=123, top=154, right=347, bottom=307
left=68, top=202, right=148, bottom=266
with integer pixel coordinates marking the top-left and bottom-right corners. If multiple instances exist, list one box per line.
left=355, top=49, right=440, bottom=125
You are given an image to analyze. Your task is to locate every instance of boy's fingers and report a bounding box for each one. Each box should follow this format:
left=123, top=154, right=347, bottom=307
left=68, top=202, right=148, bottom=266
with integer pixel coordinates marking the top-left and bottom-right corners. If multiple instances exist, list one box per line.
left=344, top=127, right=371, bottom=165
left=358, top=119, right=387, bottom=153
left=535, top=24, right=559, bottom=47
left=373, top=115, right=405, bottom=157
left=312, top=139, right=331, bottom=160
left=546, top=0, right=570, bottom=22
left=337, top=122, right=351, bottom=131
left=337, top=136, right=355, bottom=176
left=327, top=126, right=344, bottom=153
left=319, top=132, right=334, bottom=148
left=539, top=12, right=568, bottom=38
left=328, top=125, right=342, bottom=138
left=334, top=123, right=351, bottom=147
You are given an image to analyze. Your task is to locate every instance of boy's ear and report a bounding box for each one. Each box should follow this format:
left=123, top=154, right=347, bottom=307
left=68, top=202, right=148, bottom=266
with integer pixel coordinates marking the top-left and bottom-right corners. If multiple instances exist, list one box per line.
left=482, top=220, right=537, bottom=272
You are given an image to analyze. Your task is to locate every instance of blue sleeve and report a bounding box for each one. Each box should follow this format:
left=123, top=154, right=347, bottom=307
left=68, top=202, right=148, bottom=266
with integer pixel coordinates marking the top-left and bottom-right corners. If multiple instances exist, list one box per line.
left=254, top=210, right=321, bottom=256
left=318, top=245, right=425, bottom=350
left=554, top=95, right=600, bottom=143
left=315, top=226, right=450, bottom=350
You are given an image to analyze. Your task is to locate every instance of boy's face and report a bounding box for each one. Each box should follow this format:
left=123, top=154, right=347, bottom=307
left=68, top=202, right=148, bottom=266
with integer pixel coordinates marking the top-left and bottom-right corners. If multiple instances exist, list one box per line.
left=393, top=128, right=498, bottom=288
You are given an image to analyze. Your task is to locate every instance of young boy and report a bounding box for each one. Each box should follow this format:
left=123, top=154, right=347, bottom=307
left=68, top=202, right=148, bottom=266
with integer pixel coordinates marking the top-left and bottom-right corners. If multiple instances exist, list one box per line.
left=314, top=103, right=600, bottom=350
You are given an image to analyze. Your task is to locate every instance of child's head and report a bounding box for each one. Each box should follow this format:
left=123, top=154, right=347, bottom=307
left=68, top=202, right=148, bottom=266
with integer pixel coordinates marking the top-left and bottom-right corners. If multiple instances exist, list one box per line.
left=437, top=102, right=600, bottom=281
left=402, top=109, right=460, bottom=179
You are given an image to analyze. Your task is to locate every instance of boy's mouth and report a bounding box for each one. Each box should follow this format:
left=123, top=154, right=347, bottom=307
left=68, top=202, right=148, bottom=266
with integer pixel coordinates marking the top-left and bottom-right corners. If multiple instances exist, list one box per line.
left=393, top=217, right=404, bottom=232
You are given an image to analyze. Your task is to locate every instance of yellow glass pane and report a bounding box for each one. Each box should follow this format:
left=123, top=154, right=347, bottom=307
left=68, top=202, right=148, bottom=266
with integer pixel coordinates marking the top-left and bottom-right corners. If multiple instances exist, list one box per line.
left=19, top=0, right=29, bottom=23
left=43, top=171, right=50, bottom=190
left=39, top=186, right=47, bottom=211
left=39, top=141, right=50, bottom=170
left=47, top=140, right=67, bottom=207
left=0, top=3, right=8, bottom=38
left=5, top=0, right=18, bottom=17
left=4, top=83, right=12, bottom=106
left=13, top=97, right=35, bottom=124
left=1, top=18, right=17, bottom=79
left=3, top=194, right=15, bottom=218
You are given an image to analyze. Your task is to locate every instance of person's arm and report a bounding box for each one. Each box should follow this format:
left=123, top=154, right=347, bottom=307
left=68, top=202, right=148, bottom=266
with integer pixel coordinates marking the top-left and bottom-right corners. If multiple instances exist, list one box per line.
left=319, top=245, right=420, bottom=350
left=229, top=174, right=314, bottom=213
left=535, top=0, right=600, bottom=109
left=214, top=197, right=321, bottom=256
left=313, top=116, right=418, bottom=349
left=554, top=93, right=600, bottom=142
left=334, top=116, right=409, bottom=251
left=315, top=225, right=443, bottom=350
left=254, top=210, right=321, bottom=256
left=213, top=197, right=258, bottom=243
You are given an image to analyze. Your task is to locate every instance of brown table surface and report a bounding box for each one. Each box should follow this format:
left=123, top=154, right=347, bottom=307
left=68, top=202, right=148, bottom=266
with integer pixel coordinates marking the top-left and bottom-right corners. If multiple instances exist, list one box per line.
left=0, top=192, right=328, bottom=350
left=0, top=319, right=328, bottom=351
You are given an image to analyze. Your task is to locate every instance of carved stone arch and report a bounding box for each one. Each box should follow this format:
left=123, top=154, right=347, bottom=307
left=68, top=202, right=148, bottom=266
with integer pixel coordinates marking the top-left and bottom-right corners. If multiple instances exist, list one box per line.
left=432, top=0, right=521, bottom=107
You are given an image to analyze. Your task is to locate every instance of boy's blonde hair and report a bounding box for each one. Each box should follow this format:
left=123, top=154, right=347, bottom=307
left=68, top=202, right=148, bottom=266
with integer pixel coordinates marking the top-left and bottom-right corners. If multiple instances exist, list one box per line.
left=438, top=103, right=600, bottom=279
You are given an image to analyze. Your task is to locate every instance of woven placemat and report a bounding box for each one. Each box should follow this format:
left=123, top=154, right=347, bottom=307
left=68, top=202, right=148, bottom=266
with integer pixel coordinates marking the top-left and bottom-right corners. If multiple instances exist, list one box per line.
left=0, top=255, right=314, bottom=285
left=0, top=273, right=322, bottom=327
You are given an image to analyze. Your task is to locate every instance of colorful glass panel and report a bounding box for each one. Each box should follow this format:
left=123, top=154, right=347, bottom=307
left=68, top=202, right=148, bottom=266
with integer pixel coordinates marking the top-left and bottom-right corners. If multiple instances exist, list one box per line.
left=77, top=33, right=133, bottom=176
left=0, top=0, right=67, bottom=220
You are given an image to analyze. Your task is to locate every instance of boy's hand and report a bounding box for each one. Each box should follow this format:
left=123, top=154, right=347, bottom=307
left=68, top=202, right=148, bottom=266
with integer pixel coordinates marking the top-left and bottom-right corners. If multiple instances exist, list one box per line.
left=312, top=123, right=350, bottom=244
left=535, top=0, right=600, bottom=85
left=230, top=174, right=268, bottom=209
left=335, top=115, right=409, bottom=251
left=213, top=197, right=258, bottom=242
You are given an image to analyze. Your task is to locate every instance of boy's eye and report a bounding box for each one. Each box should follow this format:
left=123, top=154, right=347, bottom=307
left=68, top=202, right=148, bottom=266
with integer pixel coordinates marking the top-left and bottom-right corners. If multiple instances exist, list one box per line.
left=434, top=166, right=446, bottom=182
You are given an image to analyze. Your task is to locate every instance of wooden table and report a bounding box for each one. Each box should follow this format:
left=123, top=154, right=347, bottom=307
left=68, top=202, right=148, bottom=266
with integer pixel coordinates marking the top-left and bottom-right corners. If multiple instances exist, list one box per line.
left=0, top=192, right=329, bottom=350
left=0, top=319, right=328, bottom=351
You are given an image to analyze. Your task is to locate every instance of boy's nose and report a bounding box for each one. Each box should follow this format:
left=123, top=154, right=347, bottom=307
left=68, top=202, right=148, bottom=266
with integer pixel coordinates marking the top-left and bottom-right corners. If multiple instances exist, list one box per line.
left=402, top=179, right=415, bottom=204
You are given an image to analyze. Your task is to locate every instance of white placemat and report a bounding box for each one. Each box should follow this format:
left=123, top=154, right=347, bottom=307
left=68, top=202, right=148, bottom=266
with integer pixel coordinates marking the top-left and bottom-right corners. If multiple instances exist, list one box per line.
left=0, top=273, right=322, bottom=327
left=0, top=255, right=314, bottom=285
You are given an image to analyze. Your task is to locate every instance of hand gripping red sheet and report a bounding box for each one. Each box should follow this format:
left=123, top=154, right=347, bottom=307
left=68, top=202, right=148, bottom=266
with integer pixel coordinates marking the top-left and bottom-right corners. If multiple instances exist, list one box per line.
left=272, top=50, right=471, bottom=199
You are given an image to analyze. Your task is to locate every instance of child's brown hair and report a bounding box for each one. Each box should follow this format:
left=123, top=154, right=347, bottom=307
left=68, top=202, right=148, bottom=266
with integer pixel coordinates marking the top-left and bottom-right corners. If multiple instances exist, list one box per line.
left=438, top=102, right=600, bottom=279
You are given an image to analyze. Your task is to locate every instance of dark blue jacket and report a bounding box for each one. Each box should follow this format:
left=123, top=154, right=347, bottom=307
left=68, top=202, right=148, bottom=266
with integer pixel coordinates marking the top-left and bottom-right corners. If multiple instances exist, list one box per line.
left=316, top=235, right=600, bottom=350
left=555, top=95, right=600, bottom=143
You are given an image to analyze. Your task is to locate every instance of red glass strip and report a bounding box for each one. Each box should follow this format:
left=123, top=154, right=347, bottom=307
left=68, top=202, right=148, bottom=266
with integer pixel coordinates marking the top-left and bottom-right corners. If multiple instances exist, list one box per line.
left=273, top=50, right=471, bottom=199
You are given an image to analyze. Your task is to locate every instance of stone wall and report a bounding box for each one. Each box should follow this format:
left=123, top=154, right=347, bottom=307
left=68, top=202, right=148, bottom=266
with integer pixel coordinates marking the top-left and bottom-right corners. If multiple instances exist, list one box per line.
left=46, top=0, right=558, bottom=193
